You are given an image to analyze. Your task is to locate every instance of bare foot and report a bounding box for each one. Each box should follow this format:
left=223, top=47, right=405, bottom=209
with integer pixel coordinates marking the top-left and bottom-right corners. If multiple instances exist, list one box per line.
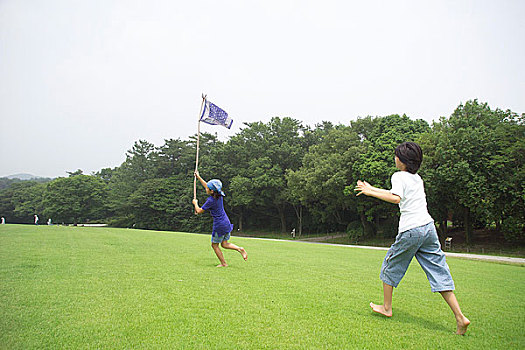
left=456, top=316, right=470, bottom=335
left=216, top=263, right=228, bottom=268
left=370, top=302, right=392, bottom=317
left=239, top=247, right=248, bottom=261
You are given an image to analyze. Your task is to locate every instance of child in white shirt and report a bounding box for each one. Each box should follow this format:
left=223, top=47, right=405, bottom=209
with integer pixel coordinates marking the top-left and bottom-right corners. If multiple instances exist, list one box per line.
left=355, top=142, right=470, bottom=335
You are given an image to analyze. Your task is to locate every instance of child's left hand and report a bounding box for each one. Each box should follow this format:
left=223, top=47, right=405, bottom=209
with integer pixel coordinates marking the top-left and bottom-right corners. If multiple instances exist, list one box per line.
left=192, top=199, right=198, bottom=205
left=354, top=180, right=373, bottom=196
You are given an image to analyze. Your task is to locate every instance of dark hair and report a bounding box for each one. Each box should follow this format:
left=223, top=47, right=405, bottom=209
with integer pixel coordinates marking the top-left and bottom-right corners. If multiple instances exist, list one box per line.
left=211, top=191, right=221, bottom=199
left=395, top=142, right=423, bottom=174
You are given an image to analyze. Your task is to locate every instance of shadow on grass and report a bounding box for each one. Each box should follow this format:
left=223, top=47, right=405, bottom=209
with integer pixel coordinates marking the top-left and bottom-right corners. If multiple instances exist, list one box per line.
left=370, top=308, right=451, bottom=333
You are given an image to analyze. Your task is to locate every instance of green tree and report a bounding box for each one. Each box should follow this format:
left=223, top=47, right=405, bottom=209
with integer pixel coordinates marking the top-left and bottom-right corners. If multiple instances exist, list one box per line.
left=42, top=175, right=109, bottom=224
left=0, top=178, right=21, bottom=190
left=67, top=169, right=84, bottom=177
left=128, top=175, right=212, bottom=232
left=287, top=125, right=363, bottom=236
left=345, top=115, right=431, bottom=238
left=94, top=167, right=117, bottom=183
left=224, top=117, right=308, bottom=232
left=113, top=139, right=157, bottom=196
left=154, top=138, right=196, bottom=178
left=0, top=181, right=45, bottom=223
left=420, top=100, right=525, bottom=244
left=103, top=140, right=158, bottom=227
left=497, top=113, right=525, bottom=242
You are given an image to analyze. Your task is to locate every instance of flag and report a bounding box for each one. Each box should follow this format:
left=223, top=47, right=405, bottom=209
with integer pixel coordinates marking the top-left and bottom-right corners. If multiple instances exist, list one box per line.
left=200, top=99, right=233, bottom=129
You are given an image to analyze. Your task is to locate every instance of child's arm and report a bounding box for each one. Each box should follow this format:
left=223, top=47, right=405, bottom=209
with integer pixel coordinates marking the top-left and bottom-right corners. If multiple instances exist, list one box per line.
left=192, top=199, right=205, bottom=214
left=194, top=171, right=208, bottom=190
left=354, top=180, right=401, bottom=204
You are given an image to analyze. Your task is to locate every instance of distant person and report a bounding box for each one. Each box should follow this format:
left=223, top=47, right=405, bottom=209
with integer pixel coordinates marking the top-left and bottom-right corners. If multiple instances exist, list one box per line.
left=34, top=214, right=39, bottom=225
left=355, top=142, right=470, bottom=335
left=1, top=217, right=5, bottom=224
left=47, top=218, right=52, bottom=225
left=192, top=171, right=247, bottom=267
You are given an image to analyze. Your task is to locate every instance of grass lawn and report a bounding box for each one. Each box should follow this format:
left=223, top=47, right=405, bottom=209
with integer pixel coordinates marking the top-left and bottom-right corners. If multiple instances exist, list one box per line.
left=1, top=225, right=524, bottom=349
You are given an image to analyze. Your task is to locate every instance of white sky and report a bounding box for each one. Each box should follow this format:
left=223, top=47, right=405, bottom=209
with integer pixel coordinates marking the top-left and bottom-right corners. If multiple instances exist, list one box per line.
left=1, top=0, right=524, bottom=178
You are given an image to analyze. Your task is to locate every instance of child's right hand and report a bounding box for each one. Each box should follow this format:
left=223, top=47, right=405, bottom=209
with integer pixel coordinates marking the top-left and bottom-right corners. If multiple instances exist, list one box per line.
left=194, top=170, right=200, bottom=178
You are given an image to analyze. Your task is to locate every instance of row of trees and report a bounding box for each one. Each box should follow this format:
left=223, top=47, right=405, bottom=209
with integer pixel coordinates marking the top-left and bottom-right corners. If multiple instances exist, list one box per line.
left=1, top=100, right=523, bottom=243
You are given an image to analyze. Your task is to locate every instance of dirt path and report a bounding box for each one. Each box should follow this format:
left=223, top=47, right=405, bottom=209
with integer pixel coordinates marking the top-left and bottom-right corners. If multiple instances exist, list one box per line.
left=298, top=234, right=347, bottom=242
left=248, top=237, right=525, bottom=265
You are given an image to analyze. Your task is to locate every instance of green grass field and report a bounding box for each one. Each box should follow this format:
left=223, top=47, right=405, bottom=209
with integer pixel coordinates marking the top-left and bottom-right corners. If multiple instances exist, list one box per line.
left=1, top=225, right=523, bottom=349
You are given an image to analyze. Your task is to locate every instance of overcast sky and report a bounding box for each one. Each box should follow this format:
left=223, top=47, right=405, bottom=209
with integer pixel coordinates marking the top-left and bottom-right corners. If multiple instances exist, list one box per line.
left=1, top=0, right=524, bottom=178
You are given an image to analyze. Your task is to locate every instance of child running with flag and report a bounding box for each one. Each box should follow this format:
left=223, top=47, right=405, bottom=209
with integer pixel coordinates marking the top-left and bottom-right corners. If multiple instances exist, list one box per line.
left=192, top=171, right=247, bottom=267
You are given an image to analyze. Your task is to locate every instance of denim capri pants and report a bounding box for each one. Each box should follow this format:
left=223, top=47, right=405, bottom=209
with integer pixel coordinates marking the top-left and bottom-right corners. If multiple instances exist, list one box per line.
left=380, top=222, right=455, bottom=292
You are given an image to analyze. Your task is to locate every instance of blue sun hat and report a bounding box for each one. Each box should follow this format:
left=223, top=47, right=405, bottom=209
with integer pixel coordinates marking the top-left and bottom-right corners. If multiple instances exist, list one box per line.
left=207, top=179, right=226, bottom=196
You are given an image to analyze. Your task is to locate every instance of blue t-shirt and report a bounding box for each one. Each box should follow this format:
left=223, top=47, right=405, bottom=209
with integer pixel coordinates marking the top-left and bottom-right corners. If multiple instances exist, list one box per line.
left=201, top=196, right=233, bottom=236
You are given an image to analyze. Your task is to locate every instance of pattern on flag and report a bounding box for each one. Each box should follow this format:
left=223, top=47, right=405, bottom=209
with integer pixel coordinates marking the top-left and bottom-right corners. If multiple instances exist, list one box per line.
left=200, top=99, right=233, bottom=129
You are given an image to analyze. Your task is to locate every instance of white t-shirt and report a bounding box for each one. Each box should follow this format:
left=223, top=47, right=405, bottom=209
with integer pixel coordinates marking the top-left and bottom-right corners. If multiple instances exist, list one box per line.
left=390, top=171, right=433, bottom=233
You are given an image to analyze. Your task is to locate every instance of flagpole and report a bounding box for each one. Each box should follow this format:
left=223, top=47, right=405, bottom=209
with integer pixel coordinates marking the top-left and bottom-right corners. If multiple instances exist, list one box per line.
left=194, top=94, right=206, bottom=201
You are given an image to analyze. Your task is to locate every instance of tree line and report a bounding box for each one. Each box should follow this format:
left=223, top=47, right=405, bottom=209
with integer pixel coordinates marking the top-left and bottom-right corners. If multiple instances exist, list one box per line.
left=1, top=100, right=523, bottom=244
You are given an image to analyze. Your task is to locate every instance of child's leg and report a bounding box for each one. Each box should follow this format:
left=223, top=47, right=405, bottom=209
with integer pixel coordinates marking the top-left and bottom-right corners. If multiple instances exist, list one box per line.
left=440, top=291, right=470, bottom=335
left=371, top=230, right=420, bottom=317
left=415, top=223, right=469, bottom=334
left=370, top=282, right=393, bottom=317
left=211, top=243, right=228, bottom=267
left=221, top=241, right=248, bottom=261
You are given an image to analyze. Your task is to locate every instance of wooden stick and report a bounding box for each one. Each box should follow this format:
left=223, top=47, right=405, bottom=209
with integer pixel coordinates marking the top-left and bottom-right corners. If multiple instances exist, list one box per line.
left=194, top=94, right=206, bottom=200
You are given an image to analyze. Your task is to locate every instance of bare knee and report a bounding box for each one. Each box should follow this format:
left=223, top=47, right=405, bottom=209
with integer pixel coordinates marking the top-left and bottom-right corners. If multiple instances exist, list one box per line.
left=211, top=243, right=220, bottom=249
left=221, top=241, right=229, bottom=248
